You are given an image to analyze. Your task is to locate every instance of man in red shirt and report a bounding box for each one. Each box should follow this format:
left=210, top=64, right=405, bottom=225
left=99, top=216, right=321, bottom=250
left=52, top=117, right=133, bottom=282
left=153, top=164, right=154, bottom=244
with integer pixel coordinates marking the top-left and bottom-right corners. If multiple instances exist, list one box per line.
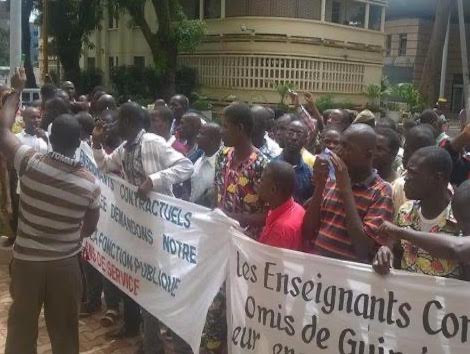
left=258, top=160, right=305, bottom=251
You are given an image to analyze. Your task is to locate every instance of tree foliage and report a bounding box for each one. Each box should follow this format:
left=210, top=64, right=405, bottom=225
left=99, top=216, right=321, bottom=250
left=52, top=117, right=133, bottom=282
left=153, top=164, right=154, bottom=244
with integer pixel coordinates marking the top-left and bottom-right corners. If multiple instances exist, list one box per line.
left=109, top=0, right=206, bottom=97
left=46, top=0, right=103, bottom=91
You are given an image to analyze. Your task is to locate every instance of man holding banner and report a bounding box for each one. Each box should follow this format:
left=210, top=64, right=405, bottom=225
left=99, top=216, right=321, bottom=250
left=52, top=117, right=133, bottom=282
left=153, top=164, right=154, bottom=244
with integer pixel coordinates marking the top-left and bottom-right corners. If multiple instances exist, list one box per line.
left=92, top=101, right=193, bottom=353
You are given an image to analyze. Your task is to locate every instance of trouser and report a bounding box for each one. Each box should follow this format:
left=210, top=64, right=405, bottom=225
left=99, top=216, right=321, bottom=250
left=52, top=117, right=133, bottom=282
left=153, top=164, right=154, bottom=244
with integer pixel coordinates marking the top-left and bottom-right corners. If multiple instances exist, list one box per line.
left=142, top=309, right=192, bottom=354
left=123, top=294, right=141, bottom=332
left=5, top=255, right=82, bottom=354
left=84, top=261, right=119, bottom=311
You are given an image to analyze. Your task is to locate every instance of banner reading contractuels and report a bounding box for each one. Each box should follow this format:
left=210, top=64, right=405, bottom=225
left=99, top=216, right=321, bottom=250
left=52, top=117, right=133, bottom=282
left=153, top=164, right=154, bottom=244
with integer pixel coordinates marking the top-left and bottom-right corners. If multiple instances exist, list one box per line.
left=229, top=232, right=470, bottom=354
left=79, top=145, right=233, bottom=354
left=79, top=145, right=470, bottom=354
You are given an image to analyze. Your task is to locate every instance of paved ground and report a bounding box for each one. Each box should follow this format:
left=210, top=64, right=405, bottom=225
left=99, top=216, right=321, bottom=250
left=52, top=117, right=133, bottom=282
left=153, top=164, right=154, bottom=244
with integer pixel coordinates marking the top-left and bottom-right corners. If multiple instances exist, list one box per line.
left=0, top=263, right=141, bottom=354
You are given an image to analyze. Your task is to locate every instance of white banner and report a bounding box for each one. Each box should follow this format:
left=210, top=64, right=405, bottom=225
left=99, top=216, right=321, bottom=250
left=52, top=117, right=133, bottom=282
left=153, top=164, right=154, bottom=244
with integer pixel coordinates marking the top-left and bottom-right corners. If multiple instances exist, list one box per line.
left=79, top=146, right=232, bottom=354
left=229, top=232, right=470, bottom=354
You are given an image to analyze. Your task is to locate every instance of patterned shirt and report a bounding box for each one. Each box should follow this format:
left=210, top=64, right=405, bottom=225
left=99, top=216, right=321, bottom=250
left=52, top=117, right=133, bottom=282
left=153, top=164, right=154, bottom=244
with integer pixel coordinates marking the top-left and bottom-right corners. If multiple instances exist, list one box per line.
left=313, top=172, right=394, bottom=262
left=274, top=154, right=313, bottom=205
left=122, top=130, right=146, bottom=186
left=14, top=146, right=100, bottom=261
left=215, top=147, right=268, bottom=237
left=397, top=200, right=462, bottom=279
left=259, top=134, right=282, bottom=160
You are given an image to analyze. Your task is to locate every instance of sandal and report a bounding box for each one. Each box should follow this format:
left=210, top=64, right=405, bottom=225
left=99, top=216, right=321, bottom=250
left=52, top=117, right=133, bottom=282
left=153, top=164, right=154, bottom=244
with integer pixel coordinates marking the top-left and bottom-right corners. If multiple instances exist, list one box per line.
left=100, top=309, right=119, bottom=327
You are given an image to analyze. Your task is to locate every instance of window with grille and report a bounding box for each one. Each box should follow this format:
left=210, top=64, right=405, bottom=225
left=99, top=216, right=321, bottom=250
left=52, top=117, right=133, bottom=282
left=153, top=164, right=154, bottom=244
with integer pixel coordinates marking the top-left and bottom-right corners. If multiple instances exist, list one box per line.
left=398, top=34, right=407, bottom=56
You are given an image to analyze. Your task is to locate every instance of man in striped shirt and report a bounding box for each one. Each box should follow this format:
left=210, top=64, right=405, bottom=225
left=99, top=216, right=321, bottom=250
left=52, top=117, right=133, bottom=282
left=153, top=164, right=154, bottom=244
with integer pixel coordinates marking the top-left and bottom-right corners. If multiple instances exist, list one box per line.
left=0, top=70, right=100, bottom=354
left=303, top=124, right=394, bottom=263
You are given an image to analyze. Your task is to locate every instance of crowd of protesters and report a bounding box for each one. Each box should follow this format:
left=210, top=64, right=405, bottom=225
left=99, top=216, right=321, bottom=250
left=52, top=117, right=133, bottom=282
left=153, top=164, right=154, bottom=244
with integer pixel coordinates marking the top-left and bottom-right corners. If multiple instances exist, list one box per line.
left=0, top=68, right=470, bottom=354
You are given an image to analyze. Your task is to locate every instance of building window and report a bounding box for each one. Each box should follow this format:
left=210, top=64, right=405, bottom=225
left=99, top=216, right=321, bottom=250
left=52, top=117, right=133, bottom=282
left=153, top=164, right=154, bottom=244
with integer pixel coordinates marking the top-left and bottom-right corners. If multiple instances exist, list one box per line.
left=134, top=56, right=145, bottom=68
left=108, top=7, right=119, bottom=29
left=109, top=56, right=118, bottom=70
left=398, top=34, right=407, bottom=56
left=204, top=0, right=221, bottom=19
left=368, top=5, right=382, bottom=31
left=331, top=1, right=341, bottom=24
left=87, top=57, right=96, bottom=69
left=180, top=0, right=199, bottom=19
left=385, top=35, right=392, bottom=56
left=345, top=1, right=365, bottom=28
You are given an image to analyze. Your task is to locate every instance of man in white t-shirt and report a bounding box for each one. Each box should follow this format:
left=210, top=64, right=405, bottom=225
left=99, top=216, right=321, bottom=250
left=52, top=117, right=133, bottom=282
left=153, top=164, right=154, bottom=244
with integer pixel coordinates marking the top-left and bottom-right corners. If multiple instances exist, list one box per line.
left=16, top=107, right=48, bottom=154
left=189, top=123, right=221, bottom=208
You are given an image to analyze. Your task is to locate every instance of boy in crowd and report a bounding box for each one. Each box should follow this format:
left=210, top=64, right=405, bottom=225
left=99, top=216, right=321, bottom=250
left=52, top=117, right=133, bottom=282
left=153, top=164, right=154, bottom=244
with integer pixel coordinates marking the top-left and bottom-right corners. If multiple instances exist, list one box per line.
left=373, top=147, right=466, bottom=280
left=376, top=180, right=470, bottom=264
left=258, top=160, right=305, bottom=251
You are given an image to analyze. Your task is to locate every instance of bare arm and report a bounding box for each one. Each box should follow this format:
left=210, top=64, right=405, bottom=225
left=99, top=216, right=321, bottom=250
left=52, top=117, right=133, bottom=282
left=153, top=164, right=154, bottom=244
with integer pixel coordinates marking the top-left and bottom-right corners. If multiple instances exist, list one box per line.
left=302, top=157, right=328, bottom=241
left=381, top=221, right=470, bottom=263
left=0, top=93, right=22, bottom=162
left=330, top=153, right=375, bottom=260
left=80, top=207, right=100, bottom=239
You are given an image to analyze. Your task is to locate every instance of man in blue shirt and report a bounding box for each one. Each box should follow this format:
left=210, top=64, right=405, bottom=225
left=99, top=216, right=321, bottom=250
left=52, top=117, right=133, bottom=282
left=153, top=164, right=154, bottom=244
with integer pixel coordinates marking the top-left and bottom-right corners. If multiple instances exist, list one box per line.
left=275, top=120, right=313, bottom=205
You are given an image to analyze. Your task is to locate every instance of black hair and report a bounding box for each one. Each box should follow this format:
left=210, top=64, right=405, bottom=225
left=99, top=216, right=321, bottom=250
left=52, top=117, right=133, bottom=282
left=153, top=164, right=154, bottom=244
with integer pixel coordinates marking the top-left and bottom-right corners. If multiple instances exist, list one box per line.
left=40, top=83, right=57, bottom=101
left=41, top=97, right=72, bottom=129
left=413, top=146, right=453, bottom=179
left=267, top=160, right=295, bottom=197
left=376, top=117, right=398, bottom=131
left=223, top=103, right=254, bottom=136
left=405, top=125, right=435, bottom=148
left=50, top=114, right=81, bottom=151
left=419, top=109, right=439, bottom=125
left=375, top=127, right=401, bottom=157
left=119, top=102, right=147, bottom=127
left=75, top=112, right=95, bottom=136
left=453, top=180, right=470, bottom=212
left=171, top=95, right=189, bottom=110
left=151, top=106, right=174, bottom=126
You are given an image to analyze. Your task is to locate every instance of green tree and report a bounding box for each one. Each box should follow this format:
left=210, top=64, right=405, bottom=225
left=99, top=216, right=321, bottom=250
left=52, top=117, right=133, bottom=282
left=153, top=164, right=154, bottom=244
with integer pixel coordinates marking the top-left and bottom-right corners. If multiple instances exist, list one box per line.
left=46, top=0, right=103, bottom=90
left=0, top=28, right=8, bottom=66
left=109, top=0, right=205, bottom=98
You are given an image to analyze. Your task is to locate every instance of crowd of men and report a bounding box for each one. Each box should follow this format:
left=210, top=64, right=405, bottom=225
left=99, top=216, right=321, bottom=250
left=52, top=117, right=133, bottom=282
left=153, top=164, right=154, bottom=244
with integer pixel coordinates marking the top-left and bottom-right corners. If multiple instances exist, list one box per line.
left=1, top=68, right=470, bottom=354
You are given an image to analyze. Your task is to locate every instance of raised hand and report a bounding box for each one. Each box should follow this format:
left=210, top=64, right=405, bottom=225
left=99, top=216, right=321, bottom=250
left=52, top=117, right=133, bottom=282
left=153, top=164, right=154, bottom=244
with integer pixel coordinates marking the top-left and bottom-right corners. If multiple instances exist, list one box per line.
left=11, top=67, right=26, bottom=92
left=92, top=121, right=106, bottom=148
left=372, top=246, right=393, bottom=275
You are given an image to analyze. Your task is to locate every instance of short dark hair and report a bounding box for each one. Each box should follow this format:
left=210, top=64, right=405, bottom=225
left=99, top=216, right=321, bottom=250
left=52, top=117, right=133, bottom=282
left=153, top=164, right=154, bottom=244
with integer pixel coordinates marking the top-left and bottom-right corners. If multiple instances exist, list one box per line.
left=267, top=160, right=295, bottom=197
left=405, top=125, right=435, bottom=148
left=50, top=114, right=81, bottom=151
left=40, top=83, right=57, bottom=101
left=413, top=146, right=453, bottom=179
left=75, top=112, right=95, bottom=136
left=453, top=180, right=470, bottom=213
left=119, top=102, right=147, bottom=127
left=151, top=106, right=174, bottom=126
left=375, top=127, right=401, bottom=157
left=419, top=109, right=439, bottom=125
left=223, top=103, right=254, bottom=135
left=376, top=117, right=398, bottom=131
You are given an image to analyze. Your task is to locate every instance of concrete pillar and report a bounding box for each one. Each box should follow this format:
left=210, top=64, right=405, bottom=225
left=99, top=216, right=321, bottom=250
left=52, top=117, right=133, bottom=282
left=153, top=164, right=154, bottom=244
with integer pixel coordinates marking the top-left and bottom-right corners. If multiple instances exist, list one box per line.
left=439, top=12, right=451, bottom=99
left=457, top=0, right=470, bottom=122
left=380, top=6, right=385, bottom=32
left=364, top=3, right=370, bottom=29
left=10, top=0, right=22, bottom=78
left=200, top=0, right=204, bottom=20
left=221, top=0, right=225, bottom=18
left=321, top=0, right=326, bottom=22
